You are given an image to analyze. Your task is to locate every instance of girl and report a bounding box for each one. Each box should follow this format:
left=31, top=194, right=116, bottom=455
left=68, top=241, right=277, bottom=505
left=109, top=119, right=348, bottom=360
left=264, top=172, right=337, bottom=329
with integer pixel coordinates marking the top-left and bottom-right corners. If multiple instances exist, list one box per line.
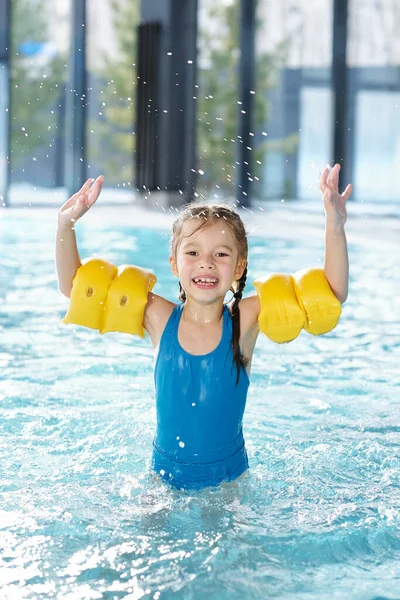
left=56, top=165, right=352, bottom=490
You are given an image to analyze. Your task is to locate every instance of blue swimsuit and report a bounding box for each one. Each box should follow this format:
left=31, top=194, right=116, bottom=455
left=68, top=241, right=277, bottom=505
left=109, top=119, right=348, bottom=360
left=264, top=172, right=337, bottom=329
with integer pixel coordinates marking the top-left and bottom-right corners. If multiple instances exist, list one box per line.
left=152, top=303, right=250, bottom=490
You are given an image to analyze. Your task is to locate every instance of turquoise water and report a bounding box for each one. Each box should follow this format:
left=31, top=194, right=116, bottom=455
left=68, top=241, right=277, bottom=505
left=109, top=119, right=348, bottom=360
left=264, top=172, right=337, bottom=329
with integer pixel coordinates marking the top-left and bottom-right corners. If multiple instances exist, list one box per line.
left=0, top=212, right=399, bottom=599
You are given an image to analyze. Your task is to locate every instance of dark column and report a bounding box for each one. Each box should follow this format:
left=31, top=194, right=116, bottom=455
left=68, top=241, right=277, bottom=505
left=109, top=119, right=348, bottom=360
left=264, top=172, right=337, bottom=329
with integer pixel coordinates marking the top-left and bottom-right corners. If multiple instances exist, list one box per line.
left=180, top=0, right=198, bottom=203
left=332, top=0, right=350, bottom=188
left=136, top=22, right=161, bottom=192
left=346, top=66, right=356, bottom=200
left=137, top=0, right=198, bottom=206
left=283, top=69, right=301, bottom=199
left=65, top=0, right=87, bottom=196
left=55, top=89, right=66, bottom=188
left=236, top=0, right=255, bottom=207
left=0, top=0, right=10, bottom=206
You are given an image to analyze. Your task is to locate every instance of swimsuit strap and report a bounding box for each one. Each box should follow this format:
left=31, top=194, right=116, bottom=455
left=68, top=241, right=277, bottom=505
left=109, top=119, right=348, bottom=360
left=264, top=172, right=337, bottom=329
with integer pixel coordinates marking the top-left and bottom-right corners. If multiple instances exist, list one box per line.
left=175, top=303, right=232, bottom=348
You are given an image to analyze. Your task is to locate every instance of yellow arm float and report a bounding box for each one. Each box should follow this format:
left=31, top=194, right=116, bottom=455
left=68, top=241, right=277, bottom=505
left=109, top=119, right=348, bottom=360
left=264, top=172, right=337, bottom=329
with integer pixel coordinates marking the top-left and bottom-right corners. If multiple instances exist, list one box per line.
left=101, top=264, right=156, bottom=336
left=62, top=258, right=157, bottom=338
left=292, top=268, right=342, bottom=336
left=253, top=268, right=342, bottom=343
left=253, top=273, right=305, bottom=343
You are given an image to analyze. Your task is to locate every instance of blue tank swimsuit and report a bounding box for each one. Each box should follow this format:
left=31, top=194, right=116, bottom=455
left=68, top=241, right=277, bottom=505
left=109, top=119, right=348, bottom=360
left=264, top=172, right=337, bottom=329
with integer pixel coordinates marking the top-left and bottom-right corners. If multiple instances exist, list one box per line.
left=152, top=303, right=250, bottom=490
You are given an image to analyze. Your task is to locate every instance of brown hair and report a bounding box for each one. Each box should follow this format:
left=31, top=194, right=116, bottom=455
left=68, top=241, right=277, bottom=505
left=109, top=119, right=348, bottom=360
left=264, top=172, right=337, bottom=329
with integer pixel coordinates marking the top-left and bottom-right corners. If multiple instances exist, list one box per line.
left=170, top=203, right=249, bottom=385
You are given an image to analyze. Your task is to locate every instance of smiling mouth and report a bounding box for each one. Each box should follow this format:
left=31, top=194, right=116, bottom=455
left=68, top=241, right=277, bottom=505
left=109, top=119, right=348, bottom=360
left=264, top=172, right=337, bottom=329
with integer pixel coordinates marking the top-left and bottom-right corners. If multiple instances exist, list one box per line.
left=192, top=277, right=219, bottom=289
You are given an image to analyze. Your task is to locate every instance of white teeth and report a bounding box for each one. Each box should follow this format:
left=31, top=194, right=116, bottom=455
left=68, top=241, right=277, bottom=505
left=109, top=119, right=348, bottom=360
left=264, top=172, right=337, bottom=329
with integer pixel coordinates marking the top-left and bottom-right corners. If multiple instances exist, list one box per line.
left=194, top=278, right=218, bottom=284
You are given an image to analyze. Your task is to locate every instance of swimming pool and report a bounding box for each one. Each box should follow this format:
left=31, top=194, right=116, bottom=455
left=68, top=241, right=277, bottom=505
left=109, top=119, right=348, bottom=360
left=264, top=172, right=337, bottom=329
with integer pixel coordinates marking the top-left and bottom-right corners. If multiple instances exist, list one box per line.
left=1, top=207, right=399, bottom=599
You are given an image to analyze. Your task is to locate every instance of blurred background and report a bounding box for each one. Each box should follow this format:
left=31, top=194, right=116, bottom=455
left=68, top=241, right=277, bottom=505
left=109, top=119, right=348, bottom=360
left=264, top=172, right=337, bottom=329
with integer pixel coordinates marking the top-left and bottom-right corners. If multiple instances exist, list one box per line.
left=0, top=0, right=399, bottom=208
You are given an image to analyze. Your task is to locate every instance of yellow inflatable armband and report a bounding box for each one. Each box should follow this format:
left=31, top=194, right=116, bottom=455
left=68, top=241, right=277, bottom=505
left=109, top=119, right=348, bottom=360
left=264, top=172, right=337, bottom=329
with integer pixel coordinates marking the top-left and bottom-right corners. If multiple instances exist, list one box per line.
left=62, top=258, right=157, bottom=337
left=101, top=264, right=156, bottom=337
left=63, top=258, right=117, bottom=331
left=253, top=268, right=342, bottom=343
left=253, top=274, right=305, bottom=343
left=292, top=268, right=342, bottom=336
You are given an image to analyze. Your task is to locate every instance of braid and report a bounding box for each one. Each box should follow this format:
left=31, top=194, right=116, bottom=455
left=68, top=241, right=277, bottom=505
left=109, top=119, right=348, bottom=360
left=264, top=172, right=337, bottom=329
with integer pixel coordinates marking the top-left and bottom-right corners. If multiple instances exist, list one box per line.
left=178, top=282, right=186, bottom=303
left=229, top=265, right=248, bottom=385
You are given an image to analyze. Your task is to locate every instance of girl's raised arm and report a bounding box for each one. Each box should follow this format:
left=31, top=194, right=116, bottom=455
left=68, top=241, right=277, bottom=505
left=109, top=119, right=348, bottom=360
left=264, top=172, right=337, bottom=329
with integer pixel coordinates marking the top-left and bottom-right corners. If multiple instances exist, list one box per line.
left=55, top=176, right=103, bottom=297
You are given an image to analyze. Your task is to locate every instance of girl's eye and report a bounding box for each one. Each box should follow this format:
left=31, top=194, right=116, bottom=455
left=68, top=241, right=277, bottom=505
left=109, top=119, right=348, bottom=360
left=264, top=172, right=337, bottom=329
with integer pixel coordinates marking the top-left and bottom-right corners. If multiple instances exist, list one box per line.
left=186, top=251, right=229, bottom=257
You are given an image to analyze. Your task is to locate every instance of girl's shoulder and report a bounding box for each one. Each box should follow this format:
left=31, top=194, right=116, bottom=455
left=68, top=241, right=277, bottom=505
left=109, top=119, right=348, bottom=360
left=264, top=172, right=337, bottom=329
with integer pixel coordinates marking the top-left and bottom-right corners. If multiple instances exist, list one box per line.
left=143, top=293, right=177, bottom=349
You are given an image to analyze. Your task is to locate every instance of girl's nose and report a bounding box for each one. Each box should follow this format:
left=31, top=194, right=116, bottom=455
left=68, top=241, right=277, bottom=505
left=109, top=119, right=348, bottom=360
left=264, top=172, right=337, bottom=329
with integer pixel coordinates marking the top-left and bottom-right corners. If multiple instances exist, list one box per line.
left=199, top=255, right=215, bottom=269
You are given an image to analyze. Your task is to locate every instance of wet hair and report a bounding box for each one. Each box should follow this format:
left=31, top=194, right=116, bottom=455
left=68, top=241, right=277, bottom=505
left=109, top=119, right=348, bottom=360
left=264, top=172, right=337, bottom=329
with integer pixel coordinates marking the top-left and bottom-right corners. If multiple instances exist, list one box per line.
left=170, top=202, right=249, bottom=385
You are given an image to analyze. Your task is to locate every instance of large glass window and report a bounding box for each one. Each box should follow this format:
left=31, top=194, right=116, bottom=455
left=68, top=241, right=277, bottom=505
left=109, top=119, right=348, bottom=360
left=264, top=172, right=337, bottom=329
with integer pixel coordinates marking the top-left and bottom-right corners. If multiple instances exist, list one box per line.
left=9, top=0, right=70, bottom=204
left=86, top=0, right=139, bottom=190
left=253, top=0, right=333, bottom=202
left=196, top=0, right=240, bottom=201
left=349, top=1, right=400, bottom=202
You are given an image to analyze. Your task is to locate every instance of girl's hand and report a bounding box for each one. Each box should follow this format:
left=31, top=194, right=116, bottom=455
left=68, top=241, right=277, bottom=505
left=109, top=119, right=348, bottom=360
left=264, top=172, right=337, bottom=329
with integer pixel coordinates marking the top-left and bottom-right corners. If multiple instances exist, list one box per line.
left=57, top=176, right=104, bottom=228
left=320, top=164, right=352, bottom=229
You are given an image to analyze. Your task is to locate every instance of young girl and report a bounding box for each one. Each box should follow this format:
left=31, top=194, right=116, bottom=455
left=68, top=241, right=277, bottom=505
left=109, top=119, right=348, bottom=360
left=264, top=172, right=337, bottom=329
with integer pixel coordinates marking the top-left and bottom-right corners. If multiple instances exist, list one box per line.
left=56, top=165, right=352, bottom=491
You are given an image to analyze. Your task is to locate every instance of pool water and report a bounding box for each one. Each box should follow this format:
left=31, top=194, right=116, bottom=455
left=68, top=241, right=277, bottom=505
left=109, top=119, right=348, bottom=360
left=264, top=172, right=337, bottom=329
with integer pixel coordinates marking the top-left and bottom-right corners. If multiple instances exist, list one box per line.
left=0, top=210, right=399, bottom=599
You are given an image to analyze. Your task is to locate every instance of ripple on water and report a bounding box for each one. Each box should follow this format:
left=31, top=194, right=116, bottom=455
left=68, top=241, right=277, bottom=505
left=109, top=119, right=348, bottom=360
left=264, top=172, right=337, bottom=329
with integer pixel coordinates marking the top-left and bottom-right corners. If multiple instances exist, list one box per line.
left=1, top=215, right=399, bottom=598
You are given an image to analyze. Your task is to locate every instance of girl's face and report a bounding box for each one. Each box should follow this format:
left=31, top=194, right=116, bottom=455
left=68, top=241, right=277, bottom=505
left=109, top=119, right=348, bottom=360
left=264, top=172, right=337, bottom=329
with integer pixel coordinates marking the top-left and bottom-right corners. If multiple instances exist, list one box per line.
left=170, top=220, right=246, bottom=304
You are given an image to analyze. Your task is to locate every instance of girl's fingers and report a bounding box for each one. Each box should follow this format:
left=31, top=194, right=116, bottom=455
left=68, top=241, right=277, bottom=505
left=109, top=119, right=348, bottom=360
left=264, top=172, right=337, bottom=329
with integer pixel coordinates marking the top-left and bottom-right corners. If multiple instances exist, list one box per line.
left=327, top=163, right=339, bottom=190
left=322, top=163, right=343, bottom=193
left=61, top=176, right=103, bottom=221
left=87, top=176, right=104, bottom=205
left=78, top=178, right=94, bottom=194
left=71, top=193, right=88, bottom=219
left=320, top=165, right=352, bottom=207
left=59, top=179, right=94, bottom=211
left=68, top=178, right=94, bottom=203
left=319, top=166, right=330, bottom=193
left=333, top=164, right=341, bottom=188
left=73, top=179, right=94, bottom=203
left=75, top=178, right=94, bottom=199
left=341, top=183, right=353, bottom=201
